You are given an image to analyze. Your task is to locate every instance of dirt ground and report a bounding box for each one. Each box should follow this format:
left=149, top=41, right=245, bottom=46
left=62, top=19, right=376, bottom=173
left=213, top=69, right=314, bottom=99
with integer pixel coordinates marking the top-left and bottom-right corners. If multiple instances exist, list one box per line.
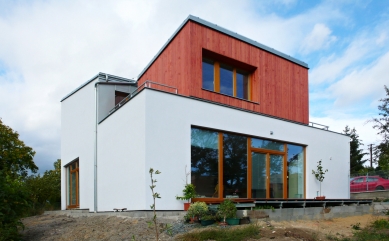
left=20, top=213, right=382, bottom=241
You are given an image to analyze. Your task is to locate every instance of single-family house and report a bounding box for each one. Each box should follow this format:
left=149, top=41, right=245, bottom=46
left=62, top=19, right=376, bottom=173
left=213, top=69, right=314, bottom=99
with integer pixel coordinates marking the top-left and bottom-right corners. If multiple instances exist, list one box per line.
left=61, top=15, right=350, bottom=211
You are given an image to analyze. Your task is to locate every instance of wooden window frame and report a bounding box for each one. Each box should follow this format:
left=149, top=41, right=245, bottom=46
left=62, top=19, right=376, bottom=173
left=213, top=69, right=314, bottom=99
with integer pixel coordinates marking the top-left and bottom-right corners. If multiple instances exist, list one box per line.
left=207, top=59, right=251, bottom=101
left=66, top=159, right=79, bottom=209
left=192, top=126, right=306, bottom=202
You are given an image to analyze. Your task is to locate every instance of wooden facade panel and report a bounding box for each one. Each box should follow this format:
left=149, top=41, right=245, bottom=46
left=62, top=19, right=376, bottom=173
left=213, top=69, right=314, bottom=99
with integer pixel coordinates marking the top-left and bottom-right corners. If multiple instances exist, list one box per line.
left=139, top=21, right=309, bottom=124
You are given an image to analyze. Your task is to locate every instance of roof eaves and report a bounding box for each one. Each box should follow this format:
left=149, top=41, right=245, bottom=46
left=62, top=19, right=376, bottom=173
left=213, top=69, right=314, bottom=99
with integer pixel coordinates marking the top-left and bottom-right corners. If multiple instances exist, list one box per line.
left=137, top=15, right=308, bottom=80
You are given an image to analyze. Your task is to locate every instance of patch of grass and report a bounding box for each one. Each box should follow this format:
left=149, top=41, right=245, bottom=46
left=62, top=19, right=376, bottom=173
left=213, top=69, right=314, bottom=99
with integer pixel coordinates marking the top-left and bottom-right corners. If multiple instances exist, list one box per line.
left=177, top=225, right=260, bottom=241
left=371, top=219, right=389, bottom=230
left=351, top=222, right=361, bottom=230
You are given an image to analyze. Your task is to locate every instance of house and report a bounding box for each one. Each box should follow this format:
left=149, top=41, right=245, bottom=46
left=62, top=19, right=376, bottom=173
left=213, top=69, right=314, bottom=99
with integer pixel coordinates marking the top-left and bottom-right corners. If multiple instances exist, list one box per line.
left=61, top=15, right=350, bottom=212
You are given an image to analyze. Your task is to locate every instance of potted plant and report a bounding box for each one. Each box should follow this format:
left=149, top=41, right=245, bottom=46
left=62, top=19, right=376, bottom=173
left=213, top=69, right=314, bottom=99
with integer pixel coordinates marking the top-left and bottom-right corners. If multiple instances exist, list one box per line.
left=186, top=201, right=208, bottom=223
left=176, top=183, right=196, bottom=210
left=312, top=160, right=328, bottom=200
left=200, top=214, right=216, bottom=226
left=217, top=199, right=239, bottom=225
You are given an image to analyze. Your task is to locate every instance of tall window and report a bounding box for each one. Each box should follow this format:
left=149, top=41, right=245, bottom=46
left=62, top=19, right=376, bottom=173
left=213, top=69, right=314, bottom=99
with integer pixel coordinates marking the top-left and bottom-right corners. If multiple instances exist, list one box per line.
left=223, top=133, right=247, bottom=198
left=191, top=128, right=219, bottom=198
left=287, top=145, right=304, bottom=198
left=67, top=159, right=79, bottom=208
left=202, top=58, right=250, bottom=100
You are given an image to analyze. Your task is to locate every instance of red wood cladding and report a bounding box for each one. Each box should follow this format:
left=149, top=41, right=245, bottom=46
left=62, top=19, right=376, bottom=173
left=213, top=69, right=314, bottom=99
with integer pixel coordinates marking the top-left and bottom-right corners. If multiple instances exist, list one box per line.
left=138, top=21, right=309, bottom=124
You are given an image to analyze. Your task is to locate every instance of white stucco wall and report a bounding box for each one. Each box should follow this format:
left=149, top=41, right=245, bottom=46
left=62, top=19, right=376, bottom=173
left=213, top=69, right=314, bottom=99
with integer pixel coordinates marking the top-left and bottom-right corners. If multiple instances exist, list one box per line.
left=141, top=90, right=349, bottom=210
left=97, top=92, right=146, bottom=211
left=63, top=87, right=349, bottom=211
left=61, top=78, right=98, bottom=211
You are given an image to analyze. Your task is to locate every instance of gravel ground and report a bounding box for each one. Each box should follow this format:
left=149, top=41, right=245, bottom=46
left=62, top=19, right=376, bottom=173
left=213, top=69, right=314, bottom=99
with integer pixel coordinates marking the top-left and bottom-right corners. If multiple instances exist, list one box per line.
left=20, top=213, right=380, bottom=240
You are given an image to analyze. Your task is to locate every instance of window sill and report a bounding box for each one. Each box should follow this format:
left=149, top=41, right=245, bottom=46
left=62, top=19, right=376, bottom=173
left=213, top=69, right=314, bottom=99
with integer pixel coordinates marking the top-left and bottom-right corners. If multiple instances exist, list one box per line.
left=201, top=88, right=260, bottom=105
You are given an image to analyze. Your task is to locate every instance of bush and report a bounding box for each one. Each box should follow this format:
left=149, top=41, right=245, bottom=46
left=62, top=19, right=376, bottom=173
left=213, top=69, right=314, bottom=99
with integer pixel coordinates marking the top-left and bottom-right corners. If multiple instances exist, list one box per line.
left=186, top=202, right=208, bottom=219
left=217, top=199, right=237, bottom=219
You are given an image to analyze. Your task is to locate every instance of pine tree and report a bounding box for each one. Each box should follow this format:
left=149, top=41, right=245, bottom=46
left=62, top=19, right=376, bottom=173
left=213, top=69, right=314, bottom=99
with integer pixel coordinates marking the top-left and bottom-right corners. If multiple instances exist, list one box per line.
left=343, top=126, right=367, bottom=174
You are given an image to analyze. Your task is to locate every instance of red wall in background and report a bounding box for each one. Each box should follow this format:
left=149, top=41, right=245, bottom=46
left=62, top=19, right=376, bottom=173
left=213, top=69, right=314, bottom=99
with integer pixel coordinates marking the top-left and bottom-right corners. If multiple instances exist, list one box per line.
left=138, top=21, right=309, bottom=124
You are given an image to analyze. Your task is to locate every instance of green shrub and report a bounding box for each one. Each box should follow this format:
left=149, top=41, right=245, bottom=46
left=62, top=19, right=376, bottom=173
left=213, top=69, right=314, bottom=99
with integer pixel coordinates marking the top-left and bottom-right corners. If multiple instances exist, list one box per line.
left=187, top=202, right=208, bottom=219
left=217, top=199, right=237, bottom=219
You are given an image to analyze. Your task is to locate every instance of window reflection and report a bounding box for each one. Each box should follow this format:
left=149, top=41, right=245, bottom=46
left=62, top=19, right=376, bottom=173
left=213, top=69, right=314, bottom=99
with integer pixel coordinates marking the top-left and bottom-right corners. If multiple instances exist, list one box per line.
left=223, top=133, right=247, bottom=198
left=236, top=71, right=249, bottom=99
left=270, top=155, right=283, bottom=198
left=219, top=64, right=233, bottom=96
left=287, top=144, right=304, bottom=198
left=191, top=128, right=219, bottom=198
left=252, top=138, right=284, bottom=151
left=202, top=59, right=214, bottom=90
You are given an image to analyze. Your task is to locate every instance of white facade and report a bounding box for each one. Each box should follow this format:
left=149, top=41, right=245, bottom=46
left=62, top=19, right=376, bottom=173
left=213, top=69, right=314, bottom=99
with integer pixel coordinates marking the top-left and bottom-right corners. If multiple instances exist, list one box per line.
left=62, top=84, right=350, bottom=211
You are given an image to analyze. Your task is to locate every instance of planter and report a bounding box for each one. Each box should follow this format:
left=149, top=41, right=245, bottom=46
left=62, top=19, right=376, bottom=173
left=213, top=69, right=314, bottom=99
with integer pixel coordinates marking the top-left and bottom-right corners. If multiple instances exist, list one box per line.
left=184, top=203, right=191, bottom=211
left=200, top=220, right=215, bottom=226
left=226, top=218, right=240, bottom=225
left=315, top=196, right=326, bottom=200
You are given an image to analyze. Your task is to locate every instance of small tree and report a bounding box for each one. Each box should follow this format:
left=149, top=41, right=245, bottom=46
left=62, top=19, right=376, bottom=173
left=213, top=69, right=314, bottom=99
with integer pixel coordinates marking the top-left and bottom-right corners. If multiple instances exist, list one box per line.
left=149, top=168, right=161, bottom=241
left=312, top=160, right=328, bottom=196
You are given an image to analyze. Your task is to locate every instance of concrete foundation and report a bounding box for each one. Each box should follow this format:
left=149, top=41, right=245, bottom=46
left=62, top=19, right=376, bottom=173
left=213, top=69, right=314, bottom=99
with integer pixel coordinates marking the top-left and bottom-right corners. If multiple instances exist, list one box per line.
left=45, top=203, right=389, bottom=222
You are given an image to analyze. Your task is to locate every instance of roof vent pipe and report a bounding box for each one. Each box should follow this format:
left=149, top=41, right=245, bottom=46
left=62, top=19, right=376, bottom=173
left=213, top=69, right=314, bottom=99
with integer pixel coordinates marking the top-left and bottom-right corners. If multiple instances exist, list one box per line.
left=105, top=74, right=108, bottom=82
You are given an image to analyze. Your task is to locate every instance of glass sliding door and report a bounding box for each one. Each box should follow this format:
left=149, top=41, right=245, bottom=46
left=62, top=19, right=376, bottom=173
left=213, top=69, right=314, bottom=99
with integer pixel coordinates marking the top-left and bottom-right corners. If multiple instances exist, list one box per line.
left=251, top=152, right=267, bottom=198
left=270, top=155, right=284, bottom=198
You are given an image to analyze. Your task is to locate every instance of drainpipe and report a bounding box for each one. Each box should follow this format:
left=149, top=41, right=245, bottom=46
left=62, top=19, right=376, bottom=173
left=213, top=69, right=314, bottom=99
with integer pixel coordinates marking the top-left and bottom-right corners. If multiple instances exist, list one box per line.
left=94, top=83, right=98, bottom=213
left=93, top=79, right=137, bottom=213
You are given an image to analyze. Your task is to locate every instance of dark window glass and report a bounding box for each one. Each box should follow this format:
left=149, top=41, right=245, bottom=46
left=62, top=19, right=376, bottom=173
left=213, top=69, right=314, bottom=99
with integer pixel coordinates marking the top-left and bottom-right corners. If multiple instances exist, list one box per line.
left=236, top=71, right=249, bottom=99
left=252, top=152, right=267, bottom=198
left=287, top=144, right=304, bottom=198
left=115, top=91, right=129, bottom=105
left=223, top=133, right=247, bottom=198
left=252, top=138, right=284, bottom=151
left=219, top=64, right=233, bottom=96
left=354, top=178, right=364, bottom=183
left=202, top=59, right=214, bottom=91
left=191, top=128, right=219, bottom=198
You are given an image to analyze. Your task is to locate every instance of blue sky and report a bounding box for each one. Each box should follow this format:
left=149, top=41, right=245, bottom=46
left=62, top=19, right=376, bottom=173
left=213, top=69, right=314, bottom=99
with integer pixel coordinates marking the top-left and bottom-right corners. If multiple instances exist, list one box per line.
left=0, top=0, right=388, bottom=173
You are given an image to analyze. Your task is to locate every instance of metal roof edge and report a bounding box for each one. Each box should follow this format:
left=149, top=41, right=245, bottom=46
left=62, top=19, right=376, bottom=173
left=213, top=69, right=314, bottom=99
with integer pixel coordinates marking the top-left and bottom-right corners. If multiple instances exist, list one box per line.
left=137, top=15, right=308, bottom=79
left=60, top=72, right=136, bottom=102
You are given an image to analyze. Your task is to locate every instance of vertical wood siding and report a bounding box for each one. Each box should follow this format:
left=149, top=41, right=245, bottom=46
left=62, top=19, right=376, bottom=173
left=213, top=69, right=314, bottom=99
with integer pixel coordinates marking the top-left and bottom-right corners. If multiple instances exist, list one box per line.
left=138, top=21, right=309, bottom=124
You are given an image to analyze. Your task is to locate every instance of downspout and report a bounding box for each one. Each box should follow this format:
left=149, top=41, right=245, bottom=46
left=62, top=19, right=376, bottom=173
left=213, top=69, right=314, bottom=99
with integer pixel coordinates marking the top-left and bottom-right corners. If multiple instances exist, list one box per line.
left=94, top=82, right=98, bottom=212
left=93, top=80, right=136, bottom=213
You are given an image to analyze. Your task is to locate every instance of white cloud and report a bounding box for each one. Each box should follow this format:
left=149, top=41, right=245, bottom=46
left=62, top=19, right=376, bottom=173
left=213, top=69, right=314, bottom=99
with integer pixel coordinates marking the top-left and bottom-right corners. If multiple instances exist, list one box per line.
left=328, top=51, right=389, bottom=107
left=300, top=23, right=337, bottom=54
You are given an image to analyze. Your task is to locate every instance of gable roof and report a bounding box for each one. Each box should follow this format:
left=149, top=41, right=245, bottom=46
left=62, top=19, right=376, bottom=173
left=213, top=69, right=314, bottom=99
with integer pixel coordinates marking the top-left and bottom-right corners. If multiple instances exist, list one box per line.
left=138, top=15, right=308, bottom=80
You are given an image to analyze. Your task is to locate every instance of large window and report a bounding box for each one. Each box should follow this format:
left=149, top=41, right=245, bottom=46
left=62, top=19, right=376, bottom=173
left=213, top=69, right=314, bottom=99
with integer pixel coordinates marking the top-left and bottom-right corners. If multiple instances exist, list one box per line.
left=223, top=133, right=247, bottom=198
left=202, top=58, right=250, bottom=100
left=191, top=128, right=219, bottom=198
left=191, top=127, right=305, bottom=200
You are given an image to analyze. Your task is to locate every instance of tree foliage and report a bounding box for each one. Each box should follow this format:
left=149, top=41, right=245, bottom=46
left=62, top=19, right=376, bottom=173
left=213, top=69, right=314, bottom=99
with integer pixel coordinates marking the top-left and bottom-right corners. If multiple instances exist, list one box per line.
left=343, top=126, right=367, bottom=173
left=25, top=159, right=61, bottom=215
left=369, top=86, right=389, bottom=170
left=0, top=119, right=38, bottom=179
left=0, top=119, right=37, bottom=240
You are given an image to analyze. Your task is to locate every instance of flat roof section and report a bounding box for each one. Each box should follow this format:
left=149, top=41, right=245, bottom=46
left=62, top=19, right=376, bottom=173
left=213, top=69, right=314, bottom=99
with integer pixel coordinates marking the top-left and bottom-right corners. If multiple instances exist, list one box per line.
left=60, top=72, right=136, bottom=102
left=138, top=15, right=308, bottom=80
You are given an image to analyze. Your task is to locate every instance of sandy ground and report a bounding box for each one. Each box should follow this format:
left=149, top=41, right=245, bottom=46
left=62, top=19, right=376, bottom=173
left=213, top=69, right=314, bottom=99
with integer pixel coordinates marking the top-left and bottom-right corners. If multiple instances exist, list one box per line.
left=20, top=213, right=383, bottom=240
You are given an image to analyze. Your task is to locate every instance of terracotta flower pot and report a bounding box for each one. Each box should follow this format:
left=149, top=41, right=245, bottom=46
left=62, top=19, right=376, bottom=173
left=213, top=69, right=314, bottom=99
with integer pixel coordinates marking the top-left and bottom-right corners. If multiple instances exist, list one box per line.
left=315, top=196, right=326, bottom=200
left=184, top=203, right=191, bottom=211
